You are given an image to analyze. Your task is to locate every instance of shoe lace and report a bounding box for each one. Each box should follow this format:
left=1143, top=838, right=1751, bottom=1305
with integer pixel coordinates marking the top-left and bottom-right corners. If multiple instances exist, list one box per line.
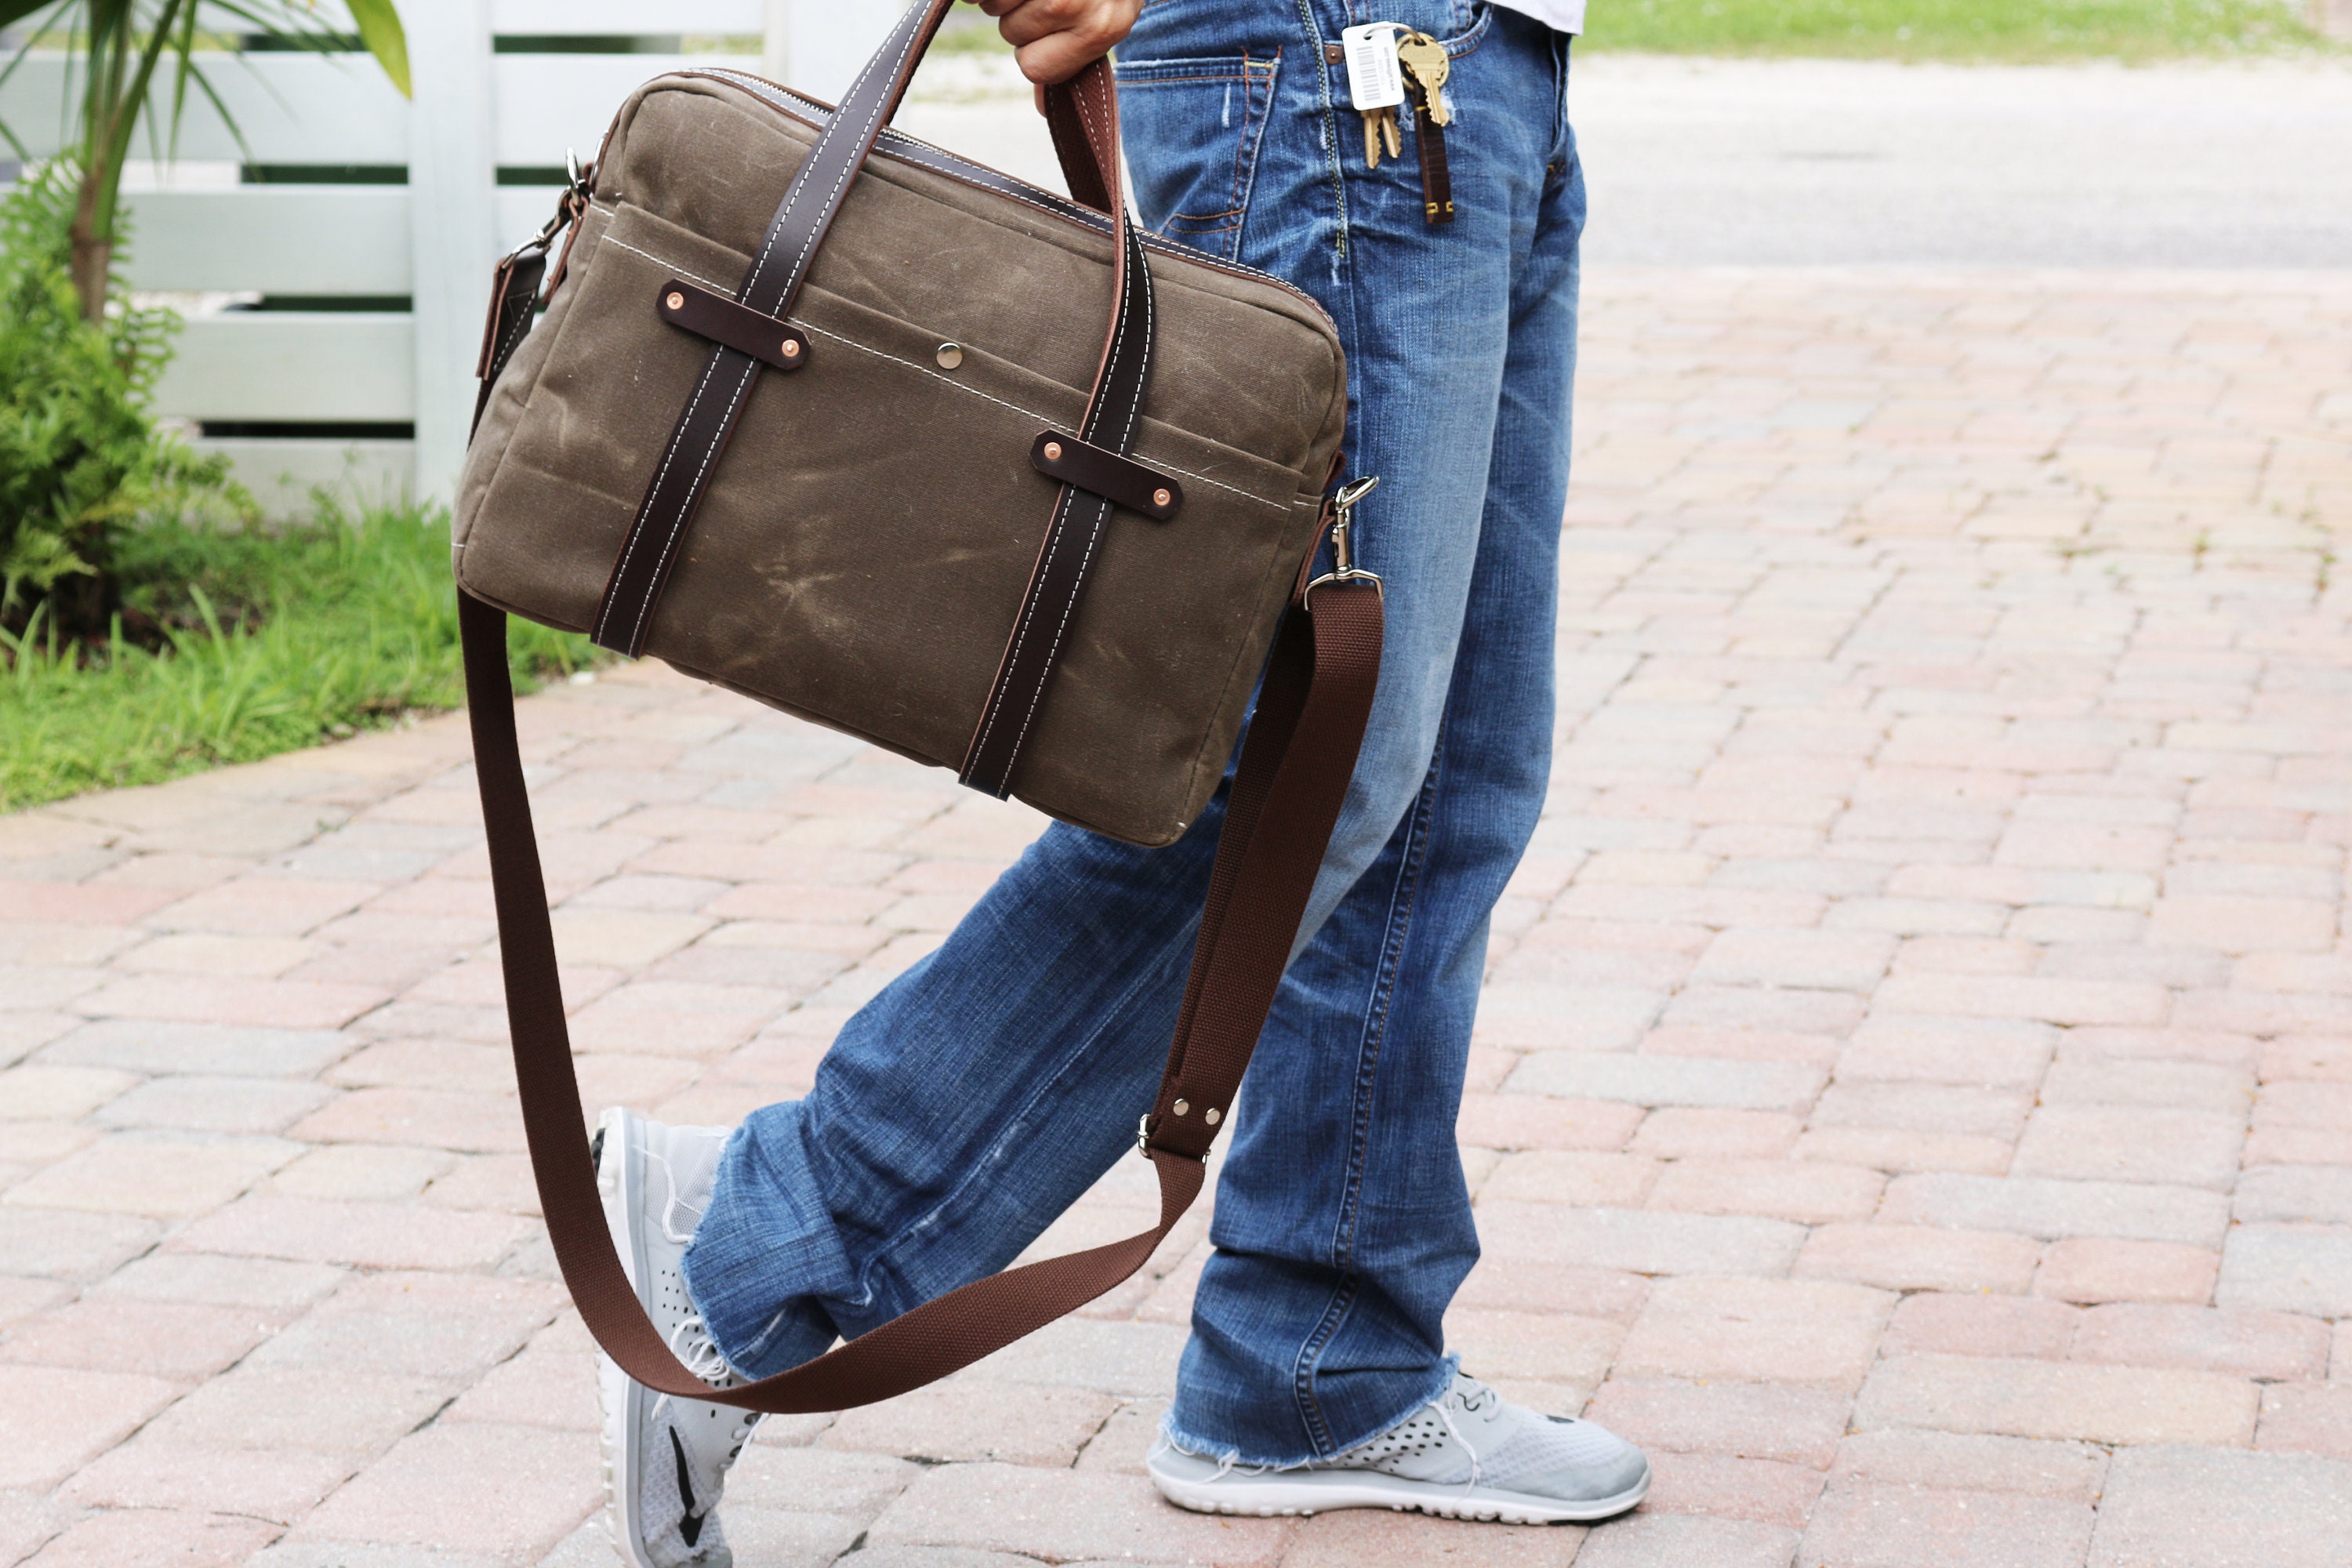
left=644, top=1144, right=714, bottom=1246
left=1434, top=1388, right=1482, bottom=1503
left=661, top=1310, right=761, bottom=1450
left=670, top=1310, right=735, bottom=1386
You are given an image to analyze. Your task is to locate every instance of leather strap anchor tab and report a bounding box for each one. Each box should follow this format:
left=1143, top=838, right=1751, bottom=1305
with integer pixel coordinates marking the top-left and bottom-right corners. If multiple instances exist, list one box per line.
left=1029, top=431, right=1180, bottom=523
left=658, top=279, right=811, bottom=372
left=468, top=176, right=585, bottom=434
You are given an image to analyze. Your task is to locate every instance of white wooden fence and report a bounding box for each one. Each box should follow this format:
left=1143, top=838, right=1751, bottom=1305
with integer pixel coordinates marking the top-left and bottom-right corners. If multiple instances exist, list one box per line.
left=2, top=0, right=906, bottom=511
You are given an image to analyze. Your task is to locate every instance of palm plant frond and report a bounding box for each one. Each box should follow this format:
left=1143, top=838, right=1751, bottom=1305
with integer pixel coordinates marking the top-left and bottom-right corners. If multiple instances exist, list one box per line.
left=0, top=0, right=409, bottom=320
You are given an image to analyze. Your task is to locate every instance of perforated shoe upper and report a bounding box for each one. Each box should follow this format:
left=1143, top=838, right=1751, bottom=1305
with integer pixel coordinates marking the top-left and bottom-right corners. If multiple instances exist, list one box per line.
left=1319, top=1374, right=1645, bottom=1500
left=597, top=1111, right=760, bottom=1568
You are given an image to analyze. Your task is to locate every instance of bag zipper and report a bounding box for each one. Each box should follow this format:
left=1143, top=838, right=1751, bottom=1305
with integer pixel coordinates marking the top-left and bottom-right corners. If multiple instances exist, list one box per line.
left=659, top=66, right=1341, bottom=339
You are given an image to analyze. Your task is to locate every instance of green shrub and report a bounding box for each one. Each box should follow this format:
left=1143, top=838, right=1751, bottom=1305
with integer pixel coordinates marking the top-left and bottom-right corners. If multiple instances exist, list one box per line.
left=0, top=161, right=252, bottom=634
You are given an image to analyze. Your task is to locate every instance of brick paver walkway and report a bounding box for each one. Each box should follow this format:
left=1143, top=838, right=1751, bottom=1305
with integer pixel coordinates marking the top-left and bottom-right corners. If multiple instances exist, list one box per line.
left=3, top=267, right=2350, bottom=1568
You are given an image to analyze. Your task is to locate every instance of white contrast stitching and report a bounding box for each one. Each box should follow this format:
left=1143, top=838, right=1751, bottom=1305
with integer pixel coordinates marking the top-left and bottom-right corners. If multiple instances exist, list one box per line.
left=967, top=481, right=1081, bottom=781
left=592, top=234, right=1272, bottom=510
left=628, top=355, right=760, bottom=651
left=1074, top=77, right=1115, bottom=202
left=1000, top=227, right=1153, bottom=774
left=793, top=321, right=1265, bottom=506
left=749, top=4, right=928, bottom=311
left=690, top=68, right=1326, bottom=316
left=606, top=8, right=934, bottom=651
left=979, top=205, right=1150, bottom=784
left=609, top=14, right=928, bottom=649
left=1002, top=494, right=1109, bottom=774
left=490, top=281, right=535, bottom=379
left=1111, top=231, right=1153, bottom=448
left=597, top=349, right=728, bottom=645
left=975, top=220, right=1134, bottom=769
left=599, top=236, right=731, bottom=294
left=1081, top=229, right=1138, bottom=444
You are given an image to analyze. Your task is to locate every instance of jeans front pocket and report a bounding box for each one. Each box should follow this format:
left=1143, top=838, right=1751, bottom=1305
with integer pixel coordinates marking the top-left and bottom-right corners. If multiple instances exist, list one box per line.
left=1113, top=53, right=1282, bottom=264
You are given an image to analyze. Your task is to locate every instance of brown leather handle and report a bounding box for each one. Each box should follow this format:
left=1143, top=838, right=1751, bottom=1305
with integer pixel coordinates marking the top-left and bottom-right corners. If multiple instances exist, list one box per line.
left=775, top=0, right=1131, bottom=297
left=589, top=0, right=1142, bottom=662
left=850, top=0, right=1126, bottom=217
left=1039, top=72, right=1119, bottom=215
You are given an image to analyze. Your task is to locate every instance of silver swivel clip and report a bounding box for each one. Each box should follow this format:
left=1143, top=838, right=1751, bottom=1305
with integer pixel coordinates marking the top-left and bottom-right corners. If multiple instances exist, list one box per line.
left=533, top=148, right=591, bottom=248
left=1308, top=475, right=1383, bottom=600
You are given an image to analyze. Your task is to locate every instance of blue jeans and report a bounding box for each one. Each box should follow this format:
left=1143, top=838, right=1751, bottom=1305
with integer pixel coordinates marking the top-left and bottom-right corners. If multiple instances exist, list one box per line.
left=684, top=0, right=1584, bottom=1467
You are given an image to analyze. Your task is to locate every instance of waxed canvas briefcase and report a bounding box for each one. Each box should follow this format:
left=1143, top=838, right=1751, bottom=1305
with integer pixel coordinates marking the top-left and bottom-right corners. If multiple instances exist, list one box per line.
left=453, top=4, right=1348, bottom=847
left=452, top=0, right=1388, bottom=1417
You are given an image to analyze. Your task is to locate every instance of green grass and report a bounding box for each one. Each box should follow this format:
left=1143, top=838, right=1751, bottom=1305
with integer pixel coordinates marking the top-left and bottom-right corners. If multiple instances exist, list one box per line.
left=0, top=503, right=597, bottom=812
left=1581, top=0, right=2338, bottom=60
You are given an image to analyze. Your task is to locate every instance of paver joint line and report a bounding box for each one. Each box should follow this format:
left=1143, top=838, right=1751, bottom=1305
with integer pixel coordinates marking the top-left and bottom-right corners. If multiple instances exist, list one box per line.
left=2, top=258, right=2350, bottom=1567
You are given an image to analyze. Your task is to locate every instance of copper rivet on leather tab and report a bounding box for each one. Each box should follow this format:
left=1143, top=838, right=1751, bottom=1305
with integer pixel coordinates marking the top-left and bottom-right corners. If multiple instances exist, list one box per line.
left=936, top=342, right=963, bottom=369
left=1206, top=1108, right=1221, bottom=1126
left=665, top=292, right=683, bottom=310
left=782, top=339, right=800, bottom=358
left=1172, top=1098, right=1189, bottom=1116
left=1153, top=488, right=1172, bottom=507
left=1044, top=441, right=1062, bottom=461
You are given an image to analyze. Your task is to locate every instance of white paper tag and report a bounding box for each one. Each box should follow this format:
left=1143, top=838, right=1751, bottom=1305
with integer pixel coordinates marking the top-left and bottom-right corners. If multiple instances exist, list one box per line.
left=1341, top=24, right=1406, bottom=112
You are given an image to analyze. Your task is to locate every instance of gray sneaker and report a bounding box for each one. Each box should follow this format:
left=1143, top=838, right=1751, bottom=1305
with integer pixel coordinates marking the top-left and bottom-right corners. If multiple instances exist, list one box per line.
left=593, top=1109, right=761, bottom=1568
left=1146, top=1373, right=1650, bottom=1524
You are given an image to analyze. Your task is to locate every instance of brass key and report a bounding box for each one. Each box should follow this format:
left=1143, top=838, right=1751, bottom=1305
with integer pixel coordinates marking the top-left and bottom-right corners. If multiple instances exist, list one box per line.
left=1396, top=32, right=1455, bottom=224
left=1360, top=104, right=1401, bottom=169
left=1397, top=34, right=1451, bottom=126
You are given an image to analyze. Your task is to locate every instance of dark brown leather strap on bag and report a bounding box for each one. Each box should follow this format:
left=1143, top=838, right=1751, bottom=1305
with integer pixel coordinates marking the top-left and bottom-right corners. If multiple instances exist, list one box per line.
left=590, top=0, right=1156, bottom=809
left=463, top=192, right=1383, bottom=1414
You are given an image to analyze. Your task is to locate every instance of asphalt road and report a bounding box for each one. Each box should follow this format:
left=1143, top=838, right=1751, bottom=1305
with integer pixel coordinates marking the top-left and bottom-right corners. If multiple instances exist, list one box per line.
left=901, top=56, right=2352, bottom=269
left=1568, top=56, right=2352, bottom=268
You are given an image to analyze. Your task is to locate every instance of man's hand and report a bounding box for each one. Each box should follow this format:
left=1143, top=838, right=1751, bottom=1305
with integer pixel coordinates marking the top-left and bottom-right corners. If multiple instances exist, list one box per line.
left=970, top=0, right=1142, bottom=85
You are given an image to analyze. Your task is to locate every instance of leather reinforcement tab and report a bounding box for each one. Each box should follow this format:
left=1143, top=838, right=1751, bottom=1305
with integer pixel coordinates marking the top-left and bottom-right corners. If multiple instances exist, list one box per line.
left=472, top=248, right=547, bottom=435
left=1029, top=431, right=1181, bottom=522
left=656, top=278, right=811, bottom=372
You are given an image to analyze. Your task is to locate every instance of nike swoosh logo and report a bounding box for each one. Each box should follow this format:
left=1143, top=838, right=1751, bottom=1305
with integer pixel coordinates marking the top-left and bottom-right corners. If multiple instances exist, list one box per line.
left=669, top=1427, right=704, bottom=1548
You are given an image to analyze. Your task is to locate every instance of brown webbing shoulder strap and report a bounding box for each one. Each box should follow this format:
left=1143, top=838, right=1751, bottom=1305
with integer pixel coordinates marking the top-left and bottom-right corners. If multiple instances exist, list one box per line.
left=461, top=215, right=1381, bottom=1414
left=460, top=578, right=1376, bottom=1414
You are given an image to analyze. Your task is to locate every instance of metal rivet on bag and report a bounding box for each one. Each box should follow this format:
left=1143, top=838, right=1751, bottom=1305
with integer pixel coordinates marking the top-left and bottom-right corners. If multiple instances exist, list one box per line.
left=665, top=292, right=684, bottom=310
left=1171, top=1098, right=1189, bottom=1116
left=1153, top=488, right=1172, bottom=508
left=1044, top=441, right=1063, bottom=461
left=1205, top=1108, right=1221, bottom=1126
left=782, top=339, right=801, bottom=359
left=936, top=342, right=964, bottom=369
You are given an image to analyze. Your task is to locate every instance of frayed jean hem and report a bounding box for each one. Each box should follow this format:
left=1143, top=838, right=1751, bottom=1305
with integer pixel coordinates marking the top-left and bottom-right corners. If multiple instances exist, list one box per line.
left=1158, top=1352, right=1461, bottom=1470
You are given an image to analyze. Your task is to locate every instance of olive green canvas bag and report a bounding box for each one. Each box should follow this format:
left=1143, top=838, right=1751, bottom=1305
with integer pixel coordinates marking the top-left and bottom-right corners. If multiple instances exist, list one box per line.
left=452, top=0, right=1388, bottom=1415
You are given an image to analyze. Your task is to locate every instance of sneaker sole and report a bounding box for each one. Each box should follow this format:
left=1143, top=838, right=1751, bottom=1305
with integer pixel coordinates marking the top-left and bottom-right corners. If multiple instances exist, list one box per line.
left=1149, top=1461, right=1650, bottom=1525
left=594, top=1109, right=665, bottom=1568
